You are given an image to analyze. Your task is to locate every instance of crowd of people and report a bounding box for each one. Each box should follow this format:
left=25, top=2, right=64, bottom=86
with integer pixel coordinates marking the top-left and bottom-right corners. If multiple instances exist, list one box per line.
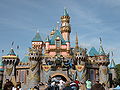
left=3, top=78, right=106, bottom=90
left=45, top=78, right=106, bottom=90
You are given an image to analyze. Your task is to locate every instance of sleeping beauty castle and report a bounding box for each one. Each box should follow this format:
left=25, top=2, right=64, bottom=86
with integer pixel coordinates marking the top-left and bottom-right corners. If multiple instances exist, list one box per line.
left=0, top=9, right=116, bottom=89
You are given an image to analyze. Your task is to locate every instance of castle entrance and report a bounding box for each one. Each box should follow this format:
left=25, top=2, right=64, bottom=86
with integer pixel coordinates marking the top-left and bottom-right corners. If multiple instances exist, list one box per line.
left=51, top=75, right=67, bottom=82
left=51, top=73, right=70, bottom=82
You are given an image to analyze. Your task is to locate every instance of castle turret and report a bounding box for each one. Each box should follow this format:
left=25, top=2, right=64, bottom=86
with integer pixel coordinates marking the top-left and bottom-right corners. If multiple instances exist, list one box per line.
left=109, top=52, right=116, bottom=87
left=45, top=36, right=50, bottom=54
left=2, top=48, right=19, bottom=86
left=50, top=27, right=55, bottom=37
left=74, top=33, right=86, bottom=65
left=32, top=31, right=43, bottom=55
left=96, top=38, right=109, bottom=87
left=109, top=59, right=116, bottom=79
left=28, top=32, right=44, bottom=89
left=28, top=48, right=41, bottom=89
left=60, top=8, right=71, bottom=41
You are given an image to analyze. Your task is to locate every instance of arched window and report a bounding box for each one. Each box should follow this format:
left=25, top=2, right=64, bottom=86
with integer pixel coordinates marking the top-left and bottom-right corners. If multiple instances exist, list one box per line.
left=56, top=37, right=61, bottom=48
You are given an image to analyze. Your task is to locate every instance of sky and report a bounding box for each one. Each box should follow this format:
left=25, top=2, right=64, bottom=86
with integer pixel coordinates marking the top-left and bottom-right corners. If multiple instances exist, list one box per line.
left=0, top=0, right=120, bottom=64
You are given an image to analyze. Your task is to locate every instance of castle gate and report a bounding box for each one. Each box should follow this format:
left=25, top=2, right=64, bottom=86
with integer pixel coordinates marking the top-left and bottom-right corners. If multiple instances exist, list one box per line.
left=50, top=71, right=70, bottom=82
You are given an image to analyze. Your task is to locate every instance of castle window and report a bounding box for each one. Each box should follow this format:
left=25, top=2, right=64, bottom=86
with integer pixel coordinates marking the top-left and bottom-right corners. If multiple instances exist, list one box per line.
left=20, top=70, right=25, bottom=83
left=56, top=40, right=61, bottom=47
left=56, top=37, right=61, bottom=48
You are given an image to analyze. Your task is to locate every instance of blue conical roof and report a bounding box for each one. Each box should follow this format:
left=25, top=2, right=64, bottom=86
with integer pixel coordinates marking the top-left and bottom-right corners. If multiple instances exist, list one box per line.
left=21, top=55, right=29, bottom=63
left=7, top=48, right=16, bottom=56
left=110, top=59, right=116, bottom=69
left=89, top=47, right=99, bottom=56
left=98, top=46, right=105, bottom=55
left=64, top=8, right=69, bottom=16
left=50, top=30, right=66, bottom=45
left=32, top=32, right=42, bottom=42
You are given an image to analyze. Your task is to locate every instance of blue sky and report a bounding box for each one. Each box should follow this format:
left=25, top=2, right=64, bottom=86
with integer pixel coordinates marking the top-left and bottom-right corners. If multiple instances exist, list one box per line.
left=0, top=0, right=120, bottom=64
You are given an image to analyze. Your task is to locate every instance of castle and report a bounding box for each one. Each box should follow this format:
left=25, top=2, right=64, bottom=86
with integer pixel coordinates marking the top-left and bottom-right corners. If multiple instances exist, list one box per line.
left=0, top=9, right=116, bottom=89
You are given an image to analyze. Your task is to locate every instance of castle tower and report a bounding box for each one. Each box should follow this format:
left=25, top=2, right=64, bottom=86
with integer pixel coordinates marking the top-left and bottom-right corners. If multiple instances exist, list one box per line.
left=74, top=33, right=86, bottom=65
left=88, top=47, right=99, bottom=82
left=109, top=52, right=116, bottom=87
left=32, top=31, right=43, bottom=54
left=60, top=8, right=71, bottom=41
left=96, top=38, right=109, bottom=86
left=45, top=36, right=50, bottom=54
left=28, top=32, right=43, bottom=88
left=2, top=48, right=19, bottom=86
left=29, top=48, right=41, bottom=89
left=109, top=52, right=116, bottom=79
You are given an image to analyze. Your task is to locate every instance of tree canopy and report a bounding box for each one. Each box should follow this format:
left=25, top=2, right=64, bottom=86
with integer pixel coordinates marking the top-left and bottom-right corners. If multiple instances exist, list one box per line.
left=114, top=64, right=120, bottom=86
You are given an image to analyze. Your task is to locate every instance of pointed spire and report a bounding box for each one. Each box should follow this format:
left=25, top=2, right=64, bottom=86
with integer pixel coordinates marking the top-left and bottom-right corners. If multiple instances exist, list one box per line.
left=75, top=32, right=79, bottom=49
left=98, top=37, right=105, bottom=55
left=100, top=37, right=102, bottom=46
left=110, top=59, right=116, bottom=69
left=64, top=8, right=69, bottom=16
left=52, top=26, right=55, bottom=31
left=46, top=35, right=50, bottom=42
left=7, top=48, right=16, bottom=56
left=32, top=32, right=42, bottom=42
left=110, top=51, right=116, bottom=69
left=56, top=21, right=59, bottom=30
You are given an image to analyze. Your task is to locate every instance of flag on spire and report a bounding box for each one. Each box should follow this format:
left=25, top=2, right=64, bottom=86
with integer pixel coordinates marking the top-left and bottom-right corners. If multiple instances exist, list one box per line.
left=2, top=50, right=4, bottom=53
left=111, top=51, right=113, bottom=57
left=12, top=41, right=14, bottom=46
left=17, top=45, right=19, bottom=49
left=100, top=37, right=102, bottom=45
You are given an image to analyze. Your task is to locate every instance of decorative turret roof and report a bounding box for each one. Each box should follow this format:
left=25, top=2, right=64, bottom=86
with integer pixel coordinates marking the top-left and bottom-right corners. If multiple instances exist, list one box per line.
left=50, top=27, right=55, bottom=36
left=21, top=55, right=29, bottom=63
left=98, top=38, right=105, bottom=55
left=0, top=57, right=4, bottom=71
left=50, top=30, right=66, bottom=45
left=32, top=32, right=42, bottom=42
left=109, top=52, right=115, bottom=69
left=64, top=8, right=69, bottom=16
left=7, top=48, right=16, bottom=56
left=89, top=47, right=99, bottom=56
left=46, top=36, right=50, bottom=42
left=110, top=59, right=116, bottom=69
left=99, top=46, right=105, bottom=55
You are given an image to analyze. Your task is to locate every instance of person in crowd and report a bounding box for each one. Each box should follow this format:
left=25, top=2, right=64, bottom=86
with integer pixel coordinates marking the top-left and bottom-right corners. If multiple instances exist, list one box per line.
left=80, top=82, right=86, bottom=90
left=4, top=79, right=14, bottom=90
left=70, top=82, right=77, bottom=90
left=58, top=79, right=65, bottom=90
left=91, top=81, right=105, bottom=90
left=74, top=79, right=80, bottom=90
left=63, top=81, right=73, bottom=90
left=85, top=79, right=92, bottom=90
left=54, top=81, right=59, bottom=90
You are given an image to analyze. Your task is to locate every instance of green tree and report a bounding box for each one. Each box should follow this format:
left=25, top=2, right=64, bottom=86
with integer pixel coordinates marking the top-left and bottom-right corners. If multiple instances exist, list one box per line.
left=114, top=64, right=120, bottom=86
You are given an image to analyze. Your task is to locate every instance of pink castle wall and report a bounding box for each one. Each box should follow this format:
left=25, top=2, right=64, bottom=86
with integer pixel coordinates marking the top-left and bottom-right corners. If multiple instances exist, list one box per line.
left=49, top=52, right=56, bottom=56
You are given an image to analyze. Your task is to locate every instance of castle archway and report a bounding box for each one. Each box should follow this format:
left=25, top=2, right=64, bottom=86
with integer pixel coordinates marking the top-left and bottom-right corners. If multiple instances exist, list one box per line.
left=51, top=73, right=70, bottom=82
